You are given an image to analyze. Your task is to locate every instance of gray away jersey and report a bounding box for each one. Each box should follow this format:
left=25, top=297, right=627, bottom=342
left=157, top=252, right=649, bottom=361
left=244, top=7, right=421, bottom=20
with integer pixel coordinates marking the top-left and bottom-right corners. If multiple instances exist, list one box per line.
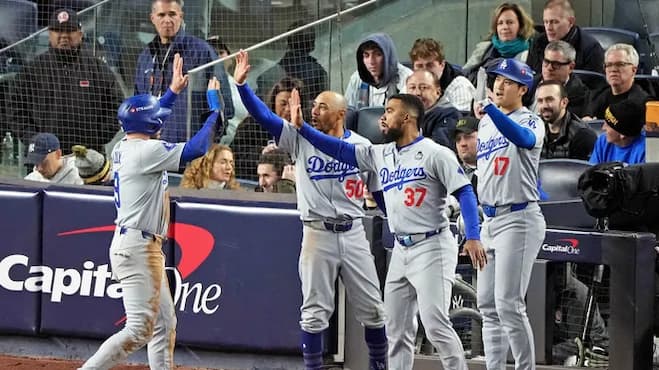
left=354, top=137, right=469, bottom=235
left=278, top=121, right=380, bottom=221
left=477, top=107, right=545, bottom=206
left=111, top=138, right=185, bottom=236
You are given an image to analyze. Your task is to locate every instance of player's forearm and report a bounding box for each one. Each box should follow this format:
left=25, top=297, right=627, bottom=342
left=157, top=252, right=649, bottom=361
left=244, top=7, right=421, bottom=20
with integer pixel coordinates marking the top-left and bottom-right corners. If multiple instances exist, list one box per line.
left=236, top=83, right=283, bottom=140
left=453, top=185, right=480, bottom=240
left=483, top=104, right=535, bottom=149
left=181, top=111, right=219, bottom=162
left=298, top=123, right=359, bottom=168
left=158, top=88, right=178, bottom=109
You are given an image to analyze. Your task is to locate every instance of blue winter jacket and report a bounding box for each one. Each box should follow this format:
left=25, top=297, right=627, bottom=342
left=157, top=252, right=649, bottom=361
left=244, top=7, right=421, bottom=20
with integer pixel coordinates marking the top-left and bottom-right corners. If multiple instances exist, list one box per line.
left=135, top=31, right=234, bottom=142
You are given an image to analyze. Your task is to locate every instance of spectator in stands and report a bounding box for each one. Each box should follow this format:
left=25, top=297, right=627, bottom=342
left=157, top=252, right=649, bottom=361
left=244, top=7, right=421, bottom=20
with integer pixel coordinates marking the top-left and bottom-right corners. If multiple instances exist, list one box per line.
left=24, top=132, right=83, bottom=185
left=535, top=80, right=597, bottom=160
left=9, top=8, right=122, bottom=155
left=255, top=149, right=295, bottom=193
left=583, top=44, right=649, bottom=120
left=463, top=2, right=535, bottom=85
left=135, top=0, right=234, bottom=143
left=406, top=69, right=461, bottom=149
left=526, top=0, right=604, bottom=74
left=256, top=21, right=328, bottom=111
left=180, top=143, right=241, bottom=190
left=344, top=32, right=412, bottom=108
left=232, top=76, right=304, bottom=181
left=589, top=100, right=646, bottom=164
left=409, top=38, right=475, bottom=111
left=206, top=35, right=249, bottom=146
left=72, top=144, right=111, bottom=185
left=453, top=116, right=479, bottom=193
left=525, top=41, right=591, bottom=117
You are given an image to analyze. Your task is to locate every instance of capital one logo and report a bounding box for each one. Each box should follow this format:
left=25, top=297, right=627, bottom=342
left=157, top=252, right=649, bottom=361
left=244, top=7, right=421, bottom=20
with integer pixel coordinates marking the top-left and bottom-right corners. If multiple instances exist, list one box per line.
left=541, top=238, right=580, bottom=255
left=0, top=223, right=222, bottom=320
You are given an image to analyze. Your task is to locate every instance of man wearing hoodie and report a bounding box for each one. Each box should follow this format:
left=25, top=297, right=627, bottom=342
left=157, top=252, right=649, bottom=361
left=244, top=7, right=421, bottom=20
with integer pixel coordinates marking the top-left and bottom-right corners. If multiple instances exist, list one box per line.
left=345, top=33, right=413, bottom=109
left=24, top=133, right=83, bottom=185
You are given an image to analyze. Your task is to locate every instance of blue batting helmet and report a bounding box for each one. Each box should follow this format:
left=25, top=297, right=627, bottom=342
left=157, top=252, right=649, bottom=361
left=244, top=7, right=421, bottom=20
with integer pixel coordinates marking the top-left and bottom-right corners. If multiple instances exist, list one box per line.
left=117, top=94, right=171, bottom=135
left=486, top=58, right=534, bottom=89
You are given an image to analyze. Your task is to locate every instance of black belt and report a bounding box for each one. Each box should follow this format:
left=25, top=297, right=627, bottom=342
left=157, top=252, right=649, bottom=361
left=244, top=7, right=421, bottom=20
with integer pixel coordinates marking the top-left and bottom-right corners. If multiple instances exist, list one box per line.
left=304, top=220, right=353, bottom=233
left=119, top=226, right=156, bottom=241
left=481, top=202, right=529, bottom=218
left=394, top=229, right=441, bottom=247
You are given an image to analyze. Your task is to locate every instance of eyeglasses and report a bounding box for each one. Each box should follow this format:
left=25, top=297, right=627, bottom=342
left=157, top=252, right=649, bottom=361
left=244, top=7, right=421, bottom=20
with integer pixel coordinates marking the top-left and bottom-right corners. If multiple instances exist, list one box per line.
left=604, top=61, right=634, bottom=70
left=542, top=58, right=572, bottom=69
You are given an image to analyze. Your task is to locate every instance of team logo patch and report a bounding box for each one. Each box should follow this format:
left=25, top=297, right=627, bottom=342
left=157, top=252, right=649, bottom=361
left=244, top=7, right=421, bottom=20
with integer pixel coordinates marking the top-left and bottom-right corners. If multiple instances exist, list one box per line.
left=57, top=11, right=69, bottom=23
left=162, top=142, right=176, bottom=151
left=28, top=143, right=35, bottom=153
left=415, top=151, right=423, bottom=160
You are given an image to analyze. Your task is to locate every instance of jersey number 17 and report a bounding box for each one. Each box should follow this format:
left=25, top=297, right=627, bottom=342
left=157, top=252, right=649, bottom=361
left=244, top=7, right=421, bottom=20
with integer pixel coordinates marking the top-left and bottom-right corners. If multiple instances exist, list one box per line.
left=493, top=156, right=510, bottom=176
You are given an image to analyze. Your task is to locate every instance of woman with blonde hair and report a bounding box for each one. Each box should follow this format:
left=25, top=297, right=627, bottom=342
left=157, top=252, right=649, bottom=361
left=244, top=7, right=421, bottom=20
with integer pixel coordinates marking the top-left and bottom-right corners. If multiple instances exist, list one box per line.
left=180, top=144, right=241, bottom=190
left=463, top=2, right=535, bottom=83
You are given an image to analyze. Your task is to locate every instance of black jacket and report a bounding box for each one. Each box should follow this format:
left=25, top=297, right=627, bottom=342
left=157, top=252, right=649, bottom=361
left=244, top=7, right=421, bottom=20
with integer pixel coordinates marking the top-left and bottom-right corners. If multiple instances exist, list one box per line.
left=9, top=47, right=122, bottom=154
left=541, top=111, right=597, bottom=160
left=527, top=26, right=605, bottom=74
left=421, top=102, right=461, bottom=150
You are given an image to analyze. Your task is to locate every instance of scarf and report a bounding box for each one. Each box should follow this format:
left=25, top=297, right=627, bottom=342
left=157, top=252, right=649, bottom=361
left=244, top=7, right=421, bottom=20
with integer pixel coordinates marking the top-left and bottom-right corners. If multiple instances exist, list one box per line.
left=491, top=36, right=529, bottom=58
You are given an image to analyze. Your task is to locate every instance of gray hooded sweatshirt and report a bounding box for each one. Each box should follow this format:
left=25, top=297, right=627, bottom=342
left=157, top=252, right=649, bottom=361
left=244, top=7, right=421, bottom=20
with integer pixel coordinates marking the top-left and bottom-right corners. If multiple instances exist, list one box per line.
left=24, top=155, right=84, bottom=185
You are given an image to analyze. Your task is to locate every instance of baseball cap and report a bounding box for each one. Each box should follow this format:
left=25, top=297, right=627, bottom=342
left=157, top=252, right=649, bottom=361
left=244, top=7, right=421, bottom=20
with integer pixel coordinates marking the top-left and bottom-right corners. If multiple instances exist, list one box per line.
left=453, top=116, right=480, bottom=138
left=48, top=9, right=82, bottom=32
left=603, top=100, right=646, bottom=137
left=26, top=133, right=60, bottom=164
left=486, top=58, right=534, bottom=89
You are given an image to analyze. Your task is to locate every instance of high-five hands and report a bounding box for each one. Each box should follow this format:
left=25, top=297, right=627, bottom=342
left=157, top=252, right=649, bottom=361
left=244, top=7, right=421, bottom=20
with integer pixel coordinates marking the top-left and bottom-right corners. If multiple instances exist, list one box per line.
left=169, top=53, right=189, bottom=94
left=234, top=50, right=251, bottom=85
left=289, top=88, right=304, bottom=129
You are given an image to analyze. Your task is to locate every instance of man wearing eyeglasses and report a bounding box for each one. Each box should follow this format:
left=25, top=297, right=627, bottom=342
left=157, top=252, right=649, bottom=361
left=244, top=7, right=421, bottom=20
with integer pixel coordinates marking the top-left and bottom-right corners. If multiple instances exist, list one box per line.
left=525, top=40, right=592, bottom=117
left=583, top=43, right=649, bottom=121
left=406, top=69, right=461, bottom=150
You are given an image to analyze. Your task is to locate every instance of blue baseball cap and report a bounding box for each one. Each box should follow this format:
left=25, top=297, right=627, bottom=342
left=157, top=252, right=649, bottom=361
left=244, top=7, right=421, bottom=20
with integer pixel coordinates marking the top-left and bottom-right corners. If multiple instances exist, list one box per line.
left=26, top=133, right=60, bottom=164
left=486, top=58, right=534, bottom=89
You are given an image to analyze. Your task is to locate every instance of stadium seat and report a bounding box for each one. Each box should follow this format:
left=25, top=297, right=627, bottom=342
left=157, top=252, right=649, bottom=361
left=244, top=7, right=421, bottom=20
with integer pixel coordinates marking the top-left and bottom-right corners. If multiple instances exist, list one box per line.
left=585, top=119, right=605, bottom=134
left=0, top=0, right=38, bottom=44
left=572, top=69, right=607, bottom=91
left=539, top=159, right=592, bottom=201
left=634, top=74, right=659, bottom=99
left=356, top=107, right=385, bottom=144
left=344, top=106, right=358, bottom=132
left=582, top=27, right=640, bottom=51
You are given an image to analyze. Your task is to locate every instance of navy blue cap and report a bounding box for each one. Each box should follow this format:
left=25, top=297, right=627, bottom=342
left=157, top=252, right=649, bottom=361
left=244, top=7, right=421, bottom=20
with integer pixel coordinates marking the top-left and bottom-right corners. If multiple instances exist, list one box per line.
left=26, top=133, right=60, bottom=164
left=486, top=58, right=534, bottom=89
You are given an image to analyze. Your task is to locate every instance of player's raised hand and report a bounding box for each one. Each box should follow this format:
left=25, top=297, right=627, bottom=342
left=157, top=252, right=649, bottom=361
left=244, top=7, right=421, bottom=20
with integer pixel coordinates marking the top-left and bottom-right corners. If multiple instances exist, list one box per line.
left=233, top=50, right=251, bottom=85
left=169, top=53, right=189, bottom=94
left=289, top=88, right=303, bottom=129
left=206, top=77, right=221, bottom=112
left=462, top=239, right=487, bottom=271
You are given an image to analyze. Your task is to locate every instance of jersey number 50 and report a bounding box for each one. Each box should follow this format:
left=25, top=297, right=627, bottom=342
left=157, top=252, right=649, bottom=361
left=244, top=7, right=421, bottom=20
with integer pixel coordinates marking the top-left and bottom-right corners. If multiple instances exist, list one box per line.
left=345, top=179, right=364, bottom=198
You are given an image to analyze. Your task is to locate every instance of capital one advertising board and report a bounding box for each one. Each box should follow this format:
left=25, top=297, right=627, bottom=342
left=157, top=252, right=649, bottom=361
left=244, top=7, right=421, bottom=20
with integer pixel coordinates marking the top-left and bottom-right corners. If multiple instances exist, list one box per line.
left=0, top=189, right=303, bottom=353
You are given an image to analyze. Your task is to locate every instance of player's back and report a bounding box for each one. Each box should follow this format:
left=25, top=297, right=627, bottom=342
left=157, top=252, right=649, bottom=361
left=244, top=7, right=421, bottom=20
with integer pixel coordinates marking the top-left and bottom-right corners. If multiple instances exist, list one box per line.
left=111, top=138, right=184, bottom=236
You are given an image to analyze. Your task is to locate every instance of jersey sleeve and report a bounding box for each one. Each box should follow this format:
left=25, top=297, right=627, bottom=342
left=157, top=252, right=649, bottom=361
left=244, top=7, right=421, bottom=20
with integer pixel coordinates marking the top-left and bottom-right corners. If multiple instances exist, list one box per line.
left=432, top=146, right=470, bottom=194
left=140, top=141, right=186, bottom=173
left=353, top=143, right=380, bottom=176
left=277, top=121, right=300, bottom=161
left=518, top=113, right=545, bottom=148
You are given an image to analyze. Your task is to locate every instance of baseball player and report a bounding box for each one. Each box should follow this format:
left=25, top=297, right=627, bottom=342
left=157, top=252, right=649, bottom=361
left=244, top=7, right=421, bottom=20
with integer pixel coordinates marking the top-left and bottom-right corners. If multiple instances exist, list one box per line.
left=287, top=87, right=486, bottom=369
left=79, top=54, right=222, bottom=370
left=475, top=58, right=547, bottom=370
left=233, top=51, right=388, bottom=370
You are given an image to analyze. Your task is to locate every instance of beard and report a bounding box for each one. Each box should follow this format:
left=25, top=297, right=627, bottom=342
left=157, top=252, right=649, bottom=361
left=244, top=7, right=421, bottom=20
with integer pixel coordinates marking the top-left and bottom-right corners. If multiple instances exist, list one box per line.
left=383, top=127, right=404, bottom=143
left=541, top=108, right=560, bottom=124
